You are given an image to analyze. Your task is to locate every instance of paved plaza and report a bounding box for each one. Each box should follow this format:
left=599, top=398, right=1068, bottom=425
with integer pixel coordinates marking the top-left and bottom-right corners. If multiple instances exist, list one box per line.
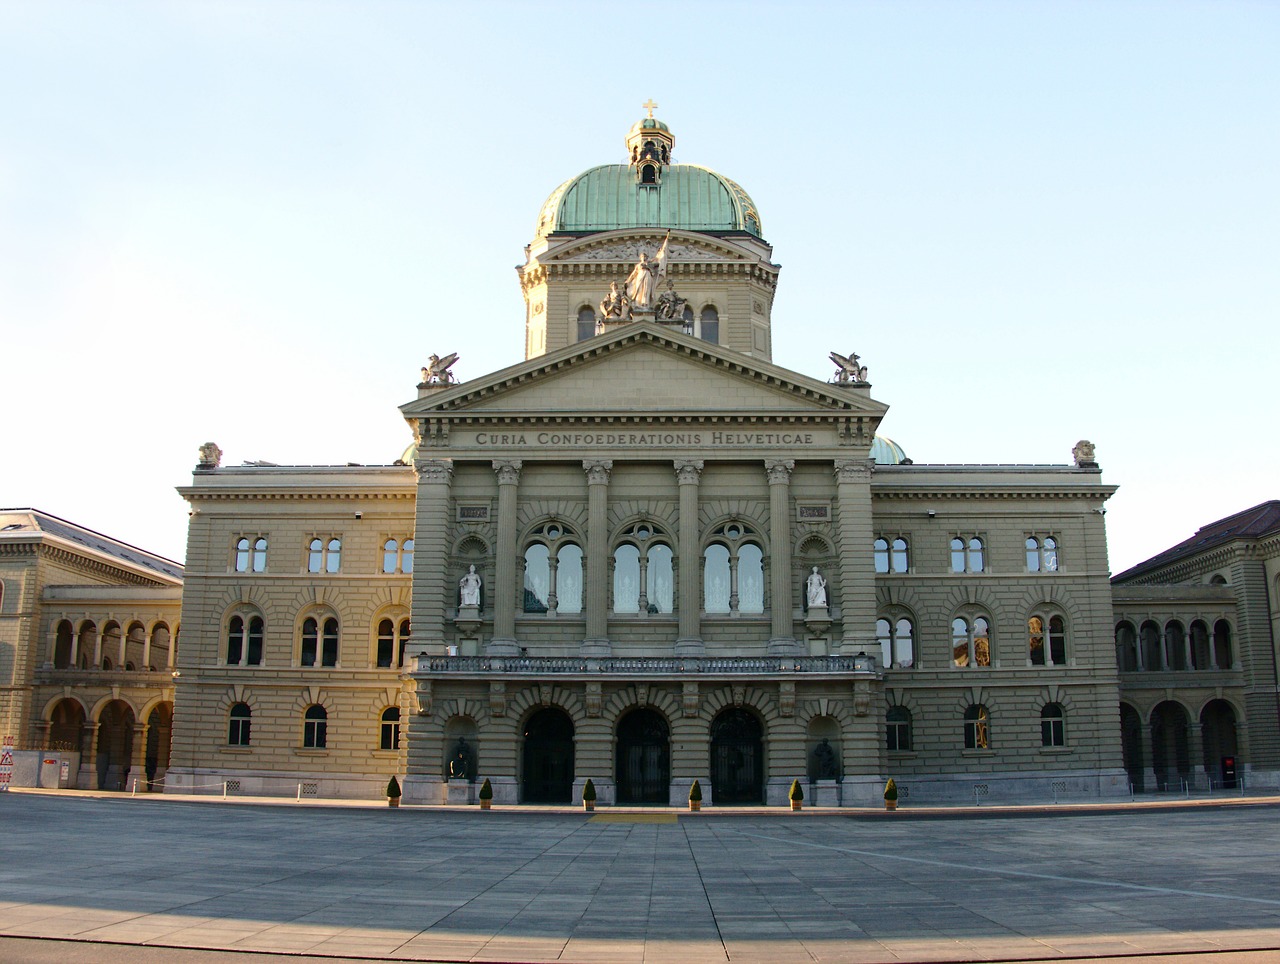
left=2, top=793, right=1280, bottom=963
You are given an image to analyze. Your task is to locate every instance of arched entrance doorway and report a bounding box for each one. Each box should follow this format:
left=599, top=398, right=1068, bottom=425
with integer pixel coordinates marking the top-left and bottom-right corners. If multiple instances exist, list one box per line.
left=1150, top=701, right=1190, bottom=790
left=1201, top=699, right=1239, bottom=787
left=521, top=708, right=574, bottom=803
left=145, top=703, right=174, bottom=790
left=710, top=707, right=764, bottom=804
left=1119, top=703, right=1143, bottom=791
left=96, top=700, right=136, bottom=791
left=615, top=709, right=669, bottom=804
left=49, top=698, right=85, bottom=752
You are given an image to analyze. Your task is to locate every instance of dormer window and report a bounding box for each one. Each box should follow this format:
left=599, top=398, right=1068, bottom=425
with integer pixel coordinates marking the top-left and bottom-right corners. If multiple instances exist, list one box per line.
left=641, top=164, right=657, bottom=184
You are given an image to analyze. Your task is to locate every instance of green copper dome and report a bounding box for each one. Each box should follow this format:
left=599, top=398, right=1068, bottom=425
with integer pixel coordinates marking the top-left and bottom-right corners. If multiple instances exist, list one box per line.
left=871, top=435, right=909, bottom=465
left=535, top=166, right=763, bottom=239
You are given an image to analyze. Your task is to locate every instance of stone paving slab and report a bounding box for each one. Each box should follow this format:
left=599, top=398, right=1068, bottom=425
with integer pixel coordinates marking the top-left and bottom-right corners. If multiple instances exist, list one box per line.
left=3, top=792, right=1280, bottom=962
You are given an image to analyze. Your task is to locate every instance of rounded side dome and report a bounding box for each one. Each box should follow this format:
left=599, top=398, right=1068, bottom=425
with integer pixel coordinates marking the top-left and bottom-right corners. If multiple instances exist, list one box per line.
left=871, top=435, right=909, bottom=465
left=628, top=117, right=671, bottom=137
left=535, top=163, right=763, bottom=239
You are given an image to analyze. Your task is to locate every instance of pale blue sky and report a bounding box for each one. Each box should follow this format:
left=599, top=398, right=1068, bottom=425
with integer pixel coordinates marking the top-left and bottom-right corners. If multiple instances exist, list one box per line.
left=2, top=0, right=1276, bottom=570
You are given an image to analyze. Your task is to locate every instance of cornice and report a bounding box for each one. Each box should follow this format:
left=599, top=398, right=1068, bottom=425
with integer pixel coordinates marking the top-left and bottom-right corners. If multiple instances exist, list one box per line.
left=35, top=544, right=176, bottom=587
left=181, top=490, right=416, bottom=504
left=871, top=488, right=1115, bottom=502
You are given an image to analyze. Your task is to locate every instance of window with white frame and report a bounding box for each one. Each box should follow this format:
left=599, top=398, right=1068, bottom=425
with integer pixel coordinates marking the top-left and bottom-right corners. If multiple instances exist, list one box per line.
left=1040, top=703, right=1065, bottom=747
left=703, top=522, right=764, bottom=614
left=964, top=704, right=990, bottom=749
left=301, top=615, right=339, bottom=667
left=886, top=706, right=912, bottom=751
left=1026, top=535, right=1059, bottom=572
left=234, top=537, right=267, bottom=573
left=876, top=616, right=915, bottom=668
left=950, top=536, right=985, bottom=573
left=228, top=703, right=251, bottom=746
left=307, top=537, right=342, bottom=574
left=523, top=522, right=583, bottom=614
left=380, top=706, right=401, bottom=750
left=952, top=615, right=992, bottom=667
left=1028, top=614, right=1066, bottom=666
left=613, top=522, right=673, bottom=614
left=874, top=536, right=910, bottom=574
left=382, top=538, right=414, bottom=574
left=225, top=613, right=264, bottom=666
left=303, top=705, right=327, bottom=748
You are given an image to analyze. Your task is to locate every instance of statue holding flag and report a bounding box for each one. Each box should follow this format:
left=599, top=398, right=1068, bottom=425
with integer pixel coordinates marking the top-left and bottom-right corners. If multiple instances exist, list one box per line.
left=625, top=231, right=670, bottom=310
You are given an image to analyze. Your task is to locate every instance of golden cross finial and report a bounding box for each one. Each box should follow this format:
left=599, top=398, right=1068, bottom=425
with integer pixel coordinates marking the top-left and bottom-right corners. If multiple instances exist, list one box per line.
left=642, top=98, right=658, bottom=119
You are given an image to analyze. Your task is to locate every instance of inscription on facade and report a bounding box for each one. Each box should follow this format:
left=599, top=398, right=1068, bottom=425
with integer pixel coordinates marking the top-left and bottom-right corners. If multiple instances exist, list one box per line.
left=457, top=505, right=490, bottom=522
left=470, top=431, right=818, bottom=447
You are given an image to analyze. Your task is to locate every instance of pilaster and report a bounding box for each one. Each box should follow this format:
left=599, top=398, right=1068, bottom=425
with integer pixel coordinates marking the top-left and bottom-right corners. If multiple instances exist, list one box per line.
left=489, top=460, right=522, bottom=656
left=833, top=458, right=876, bottom=657
left=411, top=458, right=454, bottom=657
left=582, top=459, right=613, bottom=656
left=765, top=459, right=798, bottom=656
left=674, top=459, right=704, bottom=656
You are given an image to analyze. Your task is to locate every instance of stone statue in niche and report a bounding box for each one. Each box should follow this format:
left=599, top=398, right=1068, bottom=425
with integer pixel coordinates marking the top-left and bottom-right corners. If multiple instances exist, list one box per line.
left=599, top=281, right=630, bottom=320
left=459, top=564, right=482, bottom=607
left=806, top=566, right=828, bottom=608
left=447, top=738, right=474, bottom=780
left=811, top=738, right=839, bottom=779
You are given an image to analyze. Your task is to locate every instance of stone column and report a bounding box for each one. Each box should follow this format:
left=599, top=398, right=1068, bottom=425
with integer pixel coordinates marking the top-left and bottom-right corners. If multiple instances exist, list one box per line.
left=674, top=460, right=704, bottom=655
left=488, top=460, right=522, bottom=656
left=45, top=626, right=58, bottom=668
left=79, top=722, right=99, bottom=790
left=765, top=459, right=798, bottom=656
left=131, top=722, right=149, bottom=790
left=411, top=457, right=455, bottom=657
left=582, top=460, right=613, bottom=656
left=833, top=458, right=877, bottom=656
left=116, top=619, right=127, bottom=667
left=141, top=628, right=151, bottom=671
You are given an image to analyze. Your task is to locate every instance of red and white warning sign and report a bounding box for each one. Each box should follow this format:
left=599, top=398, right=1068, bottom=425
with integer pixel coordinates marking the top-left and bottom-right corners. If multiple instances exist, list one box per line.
left=0, top=736, right=14, bottom=791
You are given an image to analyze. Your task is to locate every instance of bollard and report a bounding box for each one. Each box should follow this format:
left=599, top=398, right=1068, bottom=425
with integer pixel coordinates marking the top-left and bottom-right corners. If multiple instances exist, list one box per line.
left=222, top=781, right=228, bottom=799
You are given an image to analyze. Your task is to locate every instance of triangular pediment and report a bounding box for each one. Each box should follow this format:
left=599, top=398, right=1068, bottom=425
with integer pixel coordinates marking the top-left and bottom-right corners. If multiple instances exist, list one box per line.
left=401, top=323, right=887, bottom=423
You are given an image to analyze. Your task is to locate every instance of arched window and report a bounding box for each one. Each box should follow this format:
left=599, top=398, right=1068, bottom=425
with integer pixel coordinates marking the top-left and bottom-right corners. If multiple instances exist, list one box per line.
left=1026, top=536, right=1059, bottom=572
left=875, top=537, right=909, bottom=573
left=577, top=306, right=597, bottom=341
left=1190, top=620, right=1211, bottom=670
left=1040, top=703, right=1065, bottom=747
left=876, top=616, right=914, bottom=668
left=1213, top=620, right=1233, bottom=669
left=226, top=614, right=264, bottom=666
left=308, top=537, right=341, bottom=573
left=228, top=703, right=251, bottom=746
left=886, top=706, right=912, bottom=751
left=952, top=616, right=991, bottom=667
left=380, top=707, right=401, bottom=750
left=523, top=522, right=582, bottom=614
left=1115, top=621, right=1138, bottom=672
left=641, top=163, right=657, bottom=184
left=375, top=617, right=411, bottom=669
left=53, top=620, right=73, bottom=669
left=1140, top=620, right=1162, bottom=670
left=303, top=705, right=327, bottom=749
left=1164, top=620, right=1187, bottom=671
left=963, top=704, right=990, bottom=749
left=301, top=616, right=339, bottom=667
left=699, top=306, right=719, bottom=344
left=950, top=536, right=984, bottom=573
left=613, top=522, right=673, bottom=614
left=382, top=538, right=414, bottom=574
left=1028, top=614, right=1066, bottom=666
left=235, top=536, right=267, bottom=573
left=681, top=305, right=694, bottom=336
left=704, top=523, right=765, bottom=614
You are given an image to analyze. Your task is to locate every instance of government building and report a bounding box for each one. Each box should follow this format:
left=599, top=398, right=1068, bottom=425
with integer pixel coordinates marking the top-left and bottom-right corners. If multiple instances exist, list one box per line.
left=3, top=114, right=1277, bottom=804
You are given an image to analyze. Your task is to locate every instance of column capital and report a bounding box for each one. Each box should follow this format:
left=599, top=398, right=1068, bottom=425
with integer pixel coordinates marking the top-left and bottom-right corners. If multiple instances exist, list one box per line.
left=415, top=458, right=454, bottom=484
left=673, top=459, right=704, bottom=485
left=582, top=459, right=614, bottom=485
left=492, top=459, right=523, bottom=485
left=764, top=459, right=795, bottom=485
left=833, top=458, right=872, bottom=484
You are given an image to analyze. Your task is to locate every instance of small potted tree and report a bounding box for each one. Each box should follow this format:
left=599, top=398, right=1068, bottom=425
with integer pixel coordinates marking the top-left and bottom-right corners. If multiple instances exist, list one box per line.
left=884, top=777, right=898, bottom=811
left=386, top=775, right=402, bottom=808
left=582, top=779, right=597, bottom=812
left=789, top=778, right=804, bottom=811
left=688, top=779, right=702, bottom=812
left=478, top=777, right=493, bottom=810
